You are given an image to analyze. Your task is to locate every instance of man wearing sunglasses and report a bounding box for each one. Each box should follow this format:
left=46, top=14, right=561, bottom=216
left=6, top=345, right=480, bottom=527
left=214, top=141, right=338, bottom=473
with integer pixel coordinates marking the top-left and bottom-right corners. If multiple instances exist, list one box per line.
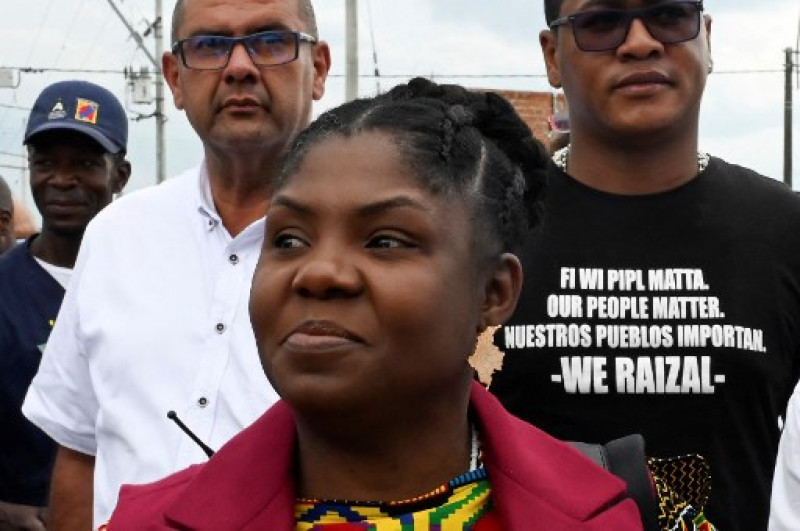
left=22, top=0, right=330, bottom=529
left=488, top=1, right=800, bottom=530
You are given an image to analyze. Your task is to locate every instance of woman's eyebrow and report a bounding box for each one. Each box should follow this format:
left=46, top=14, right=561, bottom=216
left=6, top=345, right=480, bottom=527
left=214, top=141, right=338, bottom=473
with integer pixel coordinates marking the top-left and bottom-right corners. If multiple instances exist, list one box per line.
left=356, top=196, right=431, bottom=217
left=271, top=195, right=431, bottom=218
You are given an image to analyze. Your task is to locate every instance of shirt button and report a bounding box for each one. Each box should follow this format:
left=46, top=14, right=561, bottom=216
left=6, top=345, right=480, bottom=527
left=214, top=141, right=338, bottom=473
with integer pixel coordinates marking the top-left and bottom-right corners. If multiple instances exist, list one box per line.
left=215, top=323, right=226, bottom=334
left=198, top=397, right=208, bottom=408
left=229, top=254, right=239, bottom=265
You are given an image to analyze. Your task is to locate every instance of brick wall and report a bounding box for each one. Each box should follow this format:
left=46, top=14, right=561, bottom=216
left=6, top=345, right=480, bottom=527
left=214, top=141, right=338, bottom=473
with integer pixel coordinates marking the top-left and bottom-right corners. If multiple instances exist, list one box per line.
left=492, top=89, right=567, bottom=153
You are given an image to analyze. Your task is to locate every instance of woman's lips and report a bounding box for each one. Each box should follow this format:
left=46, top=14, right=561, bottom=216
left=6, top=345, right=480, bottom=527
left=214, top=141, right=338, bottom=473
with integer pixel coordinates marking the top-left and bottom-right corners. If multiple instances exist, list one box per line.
left=282, top=320, right=363, bottom=351
left=284, top=332, right=358, bottom=350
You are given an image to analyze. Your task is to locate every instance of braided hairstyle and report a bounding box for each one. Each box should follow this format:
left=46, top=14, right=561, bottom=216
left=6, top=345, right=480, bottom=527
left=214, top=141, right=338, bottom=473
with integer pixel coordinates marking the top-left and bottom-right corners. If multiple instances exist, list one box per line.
left=277, top=77, right=548, bottom=263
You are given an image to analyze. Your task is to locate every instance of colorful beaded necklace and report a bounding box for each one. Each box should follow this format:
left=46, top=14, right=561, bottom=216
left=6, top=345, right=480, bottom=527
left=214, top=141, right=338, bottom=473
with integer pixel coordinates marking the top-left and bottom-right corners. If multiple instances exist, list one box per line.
left=295, top=425, right=492, bottom=530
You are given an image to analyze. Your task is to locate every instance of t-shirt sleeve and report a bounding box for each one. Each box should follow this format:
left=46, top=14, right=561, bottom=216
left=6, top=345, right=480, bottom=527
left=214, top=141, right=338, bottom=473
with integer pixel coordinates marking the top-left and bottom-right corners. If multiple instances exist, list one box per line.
left=769, top=381, right=800, bottom=531
left=21, top=227, right=99, bottom=456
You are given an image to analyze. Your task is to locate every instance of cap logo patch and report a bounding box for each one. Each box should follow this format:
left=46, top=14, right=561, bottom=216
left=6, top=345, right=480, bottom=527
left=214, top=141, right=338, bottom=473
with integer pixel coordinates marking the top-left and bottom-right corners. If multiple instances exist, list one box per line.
left=48, top=100, right=66, bottom=120
left=75, top=98, right=99, bottom=124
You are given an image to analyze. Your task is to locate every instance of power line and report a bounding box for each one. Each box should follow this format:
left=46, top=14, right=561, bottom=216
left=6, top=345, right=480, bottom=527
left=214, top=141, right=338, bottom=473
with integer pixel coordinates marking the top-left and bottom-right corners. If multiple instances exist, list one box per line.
left=23, top=0, right=54, bottom=67
left=1, top=66, right=125, bottom=75
left=713, top=69, right=785, bottom=75
left=0, top=151, right=25, bottom=159
left=79, top=10, right=116, bottom=71
left=329, top=73, right=547, bottom=79
left=104, top=0, right=159, bottom=69
left=0, top=163, right=25, bottom=171
left=365, top=0, right=381, bottom=94
left=3, top=68, right=781, bottom=79
left=52, top=0, right=89, bottom=68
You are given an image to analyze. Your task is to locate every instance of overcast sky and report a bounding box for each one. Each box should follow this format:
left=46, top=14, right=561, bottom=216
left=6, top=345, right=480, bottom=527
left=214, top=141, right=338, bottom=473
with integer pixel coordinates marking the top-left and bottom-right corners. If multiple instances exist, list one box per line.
left=0, top=0, right=797, bottom=224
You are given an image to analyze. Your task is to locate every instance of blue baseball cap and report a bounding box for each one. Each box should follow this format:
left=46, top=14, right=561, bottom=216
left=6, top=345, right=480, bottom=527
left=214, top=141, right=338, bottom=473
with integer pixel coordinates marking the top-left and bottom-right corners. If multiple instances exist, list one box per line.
left=24, top=80, right=128, bottom=154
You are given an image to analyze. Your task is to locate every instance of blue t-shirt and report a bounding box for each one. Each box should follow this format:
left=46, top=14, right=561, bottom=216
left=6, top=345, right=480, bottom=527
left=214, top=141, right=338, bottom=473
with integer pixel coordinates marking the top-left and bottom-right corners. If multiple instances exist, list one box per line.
left=0, top=236, right=63, bottom=506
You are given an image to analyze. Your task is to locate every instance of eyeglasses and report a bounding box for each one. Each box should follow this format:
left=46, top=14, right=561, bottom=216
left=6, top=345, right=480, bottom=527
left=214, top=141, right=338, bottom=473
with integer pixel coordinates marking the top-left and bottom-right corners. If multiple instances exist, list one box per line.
left=549, top=1, right=704, bottom=52
left=172, top=30, right=317, bottom=70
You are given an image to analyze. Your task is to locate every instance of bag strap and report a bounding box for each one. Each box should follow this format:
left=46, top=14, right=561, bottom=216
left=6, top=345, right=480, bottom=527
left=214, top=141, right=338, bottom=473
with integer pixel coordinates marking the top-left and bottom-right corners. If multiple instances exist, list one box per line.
left=568, top=434, right=660, bottom=531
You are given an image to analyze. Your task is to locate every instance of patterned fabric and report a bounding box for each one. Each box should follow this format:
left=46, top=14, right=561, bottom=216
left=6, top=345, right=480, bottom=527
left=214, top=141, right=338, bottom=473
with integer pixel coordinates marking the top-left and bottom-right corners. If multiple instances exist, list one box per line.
left=649, top=454, right=716, bottom=531
left=295, top=469, right=495, bottom=530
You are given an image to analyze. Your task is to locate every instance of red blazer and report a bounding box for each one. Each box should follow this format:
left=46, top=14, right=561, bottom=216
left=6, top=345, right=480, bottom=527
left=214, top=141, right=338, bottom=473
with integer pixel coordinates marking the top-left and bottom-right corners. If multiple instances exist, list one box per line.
left=107, top=382, right=642, bottom=530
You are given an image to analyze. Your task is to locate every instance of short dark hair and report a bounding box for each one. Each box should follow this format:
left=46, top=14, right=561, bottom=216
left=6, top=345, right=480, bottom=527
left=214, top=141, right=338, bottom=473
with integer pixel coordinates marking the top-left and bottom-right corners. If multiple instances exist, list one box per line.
left=171, top=0, right=185, bottom=45
left=544, top=0, right=563, bottom=25
left=171, top=0, right=319, bottom=45
left=277, top=77, right=548, bottom=260
left=299, top=0, right=318, bottom=38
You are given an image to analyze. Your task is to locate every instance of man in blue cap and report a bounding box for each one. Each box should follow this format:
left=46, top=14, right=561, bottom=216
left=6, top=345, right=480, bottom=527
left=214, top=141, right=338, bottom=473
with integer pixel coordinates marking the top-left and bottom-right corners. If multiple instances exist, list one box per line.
left=0, top=79, right=130, bottom=530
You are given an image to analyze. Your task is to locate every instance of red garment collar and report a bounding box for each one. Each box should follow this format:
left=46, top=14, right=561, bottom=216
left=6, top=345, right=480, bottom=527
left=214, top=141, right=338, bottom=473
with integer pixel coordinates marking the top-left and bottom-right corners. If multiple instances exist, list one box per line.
left=113, top=383, right=639, bottom=530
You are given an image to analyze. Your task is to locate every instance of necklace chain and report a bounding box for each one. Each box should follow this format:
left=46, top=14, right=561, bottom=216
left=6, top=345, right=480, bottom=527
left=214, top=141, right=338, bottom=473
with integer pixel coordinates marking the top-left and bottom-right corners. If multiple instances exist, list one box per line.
left=553, top=145, right=709, bottom=174
left=296, top=424, right=483, bottom=507
left=469, top=422, right=480, bottom=472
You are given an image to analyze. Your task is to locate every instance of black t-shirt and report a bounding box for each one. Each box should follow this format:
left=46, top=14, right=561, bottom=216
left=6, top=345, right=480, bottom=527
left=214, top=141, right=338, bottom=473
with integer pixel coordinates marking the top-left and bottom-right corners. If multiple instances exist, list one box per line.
left=490, top=158, right=800, bottom=531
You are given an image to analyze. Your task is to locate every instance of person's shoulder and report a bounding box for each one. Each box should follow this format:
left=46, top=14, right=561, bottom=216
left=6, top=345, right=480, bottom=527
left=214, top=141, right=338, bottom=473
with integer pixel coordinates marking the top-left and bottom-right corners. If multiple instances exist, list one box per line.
left=109, top=165, right=200, bottom=212
left=0, top=240, right=25, bottom=266
left=710, top=157, right=799, bottom=202
left=0, top=244, right=26, bottom=324
left=704, top=158, right=800, bottom=233
left=84, top=165, right=203, bottom=236
left=470, top=384, right=639, bottom=526
left=0, top=237, right=33, bottom=277
left=106, top=464, right=203, bottom=530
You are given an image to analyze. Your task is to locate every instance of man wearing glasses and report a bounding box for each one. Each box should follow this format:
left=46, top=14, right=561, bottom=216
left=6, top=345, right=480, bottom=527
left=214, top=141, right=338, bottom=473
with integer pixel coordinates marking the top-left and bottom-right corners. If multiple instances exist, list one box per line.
left=22, top=0, right=330, bottom=529
left=488, top=1, right=800, bottom=530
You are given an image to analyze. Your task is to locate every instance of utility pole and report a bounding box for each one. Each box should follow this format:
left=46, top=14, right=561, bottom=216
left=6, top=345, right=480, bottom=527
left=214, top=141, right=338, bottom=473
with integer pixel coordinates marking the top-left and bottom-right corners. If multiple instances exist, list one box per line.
left=154, top=0, right=165, bottom=184
left=106, top=0, right=166, bottom=184
left=345, top=0, right=358, bottom=101
left=785, top=47, right=794, bottom=189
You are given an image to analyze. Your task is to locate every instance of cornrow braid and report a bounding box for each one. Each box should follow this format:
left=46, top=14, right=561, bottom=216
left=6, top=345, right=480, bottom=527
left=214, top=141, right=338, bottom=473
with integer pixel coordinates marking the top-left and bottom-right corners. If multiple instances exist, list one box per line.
left=381, top=78, right=548, bottom=233
left=439, top=114, right=455, bottom=162
left=277, top=77, right=548, bottom=259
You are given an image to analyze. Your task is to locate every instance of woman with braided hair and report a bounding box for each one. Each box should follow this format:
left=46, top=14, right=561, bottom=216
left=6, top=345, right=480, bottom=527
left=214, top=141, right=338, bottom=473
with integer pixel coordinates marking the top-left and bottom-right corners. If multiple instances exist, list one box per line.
left=102, top=77, right=641, bottom=530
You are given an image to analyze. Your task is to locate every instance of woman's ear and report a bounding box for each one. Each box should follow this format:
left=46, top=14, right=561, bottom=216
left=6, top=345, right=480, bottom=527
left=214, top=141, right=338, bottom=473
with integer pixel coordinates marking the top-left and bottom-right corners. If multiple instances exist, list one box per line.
left=478, top=253, right=523, bottom=333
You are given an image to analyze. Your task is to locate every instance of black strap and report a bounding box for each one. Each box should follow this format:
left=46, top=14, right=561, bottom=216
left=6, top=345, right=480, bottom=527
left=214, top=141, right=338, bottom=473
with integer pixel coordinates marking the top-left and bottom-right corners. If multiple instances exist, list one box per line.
left=568, top=434, right=659, bottom=531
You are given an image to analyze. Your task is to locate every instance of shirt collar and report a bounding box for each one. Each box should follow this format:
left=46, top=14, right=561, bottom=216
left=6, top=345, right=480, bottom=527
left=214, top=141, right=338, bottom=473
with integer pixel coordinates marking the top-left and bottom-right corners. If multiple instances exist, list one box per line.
left=193, top=162, right=267, bottom=244
left=196, top=163, right=222, bottom=232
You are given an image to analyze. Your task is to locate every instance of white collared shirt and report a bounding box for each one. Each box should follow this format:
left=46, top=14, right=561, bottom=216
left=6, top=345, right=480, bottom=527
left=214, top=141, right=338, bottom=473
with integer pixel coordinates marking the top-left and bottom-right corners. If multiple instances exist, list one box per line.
left=22, top=164, right=278, bottom=527
left=770, top=380, right=800, bottom=530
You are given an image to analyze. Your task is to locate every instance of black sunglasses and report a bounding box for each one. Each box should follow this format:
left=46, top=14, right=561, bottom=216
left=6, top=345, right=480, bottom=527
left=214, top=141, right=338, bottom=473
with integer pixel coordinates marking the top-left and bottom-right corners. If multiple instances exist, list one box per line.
left=550, top=1, right=704, bottom=52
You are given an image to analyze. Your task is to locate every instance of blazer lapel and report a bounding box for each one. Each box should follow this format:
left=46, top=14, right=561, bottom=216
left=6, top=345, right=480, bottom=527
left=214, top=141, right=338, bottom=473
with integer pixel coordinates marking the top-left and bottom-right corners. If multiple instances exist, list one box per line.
left=163, top=401, right=298, bottom=530
left=470, top=383, right=636, bottom=529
